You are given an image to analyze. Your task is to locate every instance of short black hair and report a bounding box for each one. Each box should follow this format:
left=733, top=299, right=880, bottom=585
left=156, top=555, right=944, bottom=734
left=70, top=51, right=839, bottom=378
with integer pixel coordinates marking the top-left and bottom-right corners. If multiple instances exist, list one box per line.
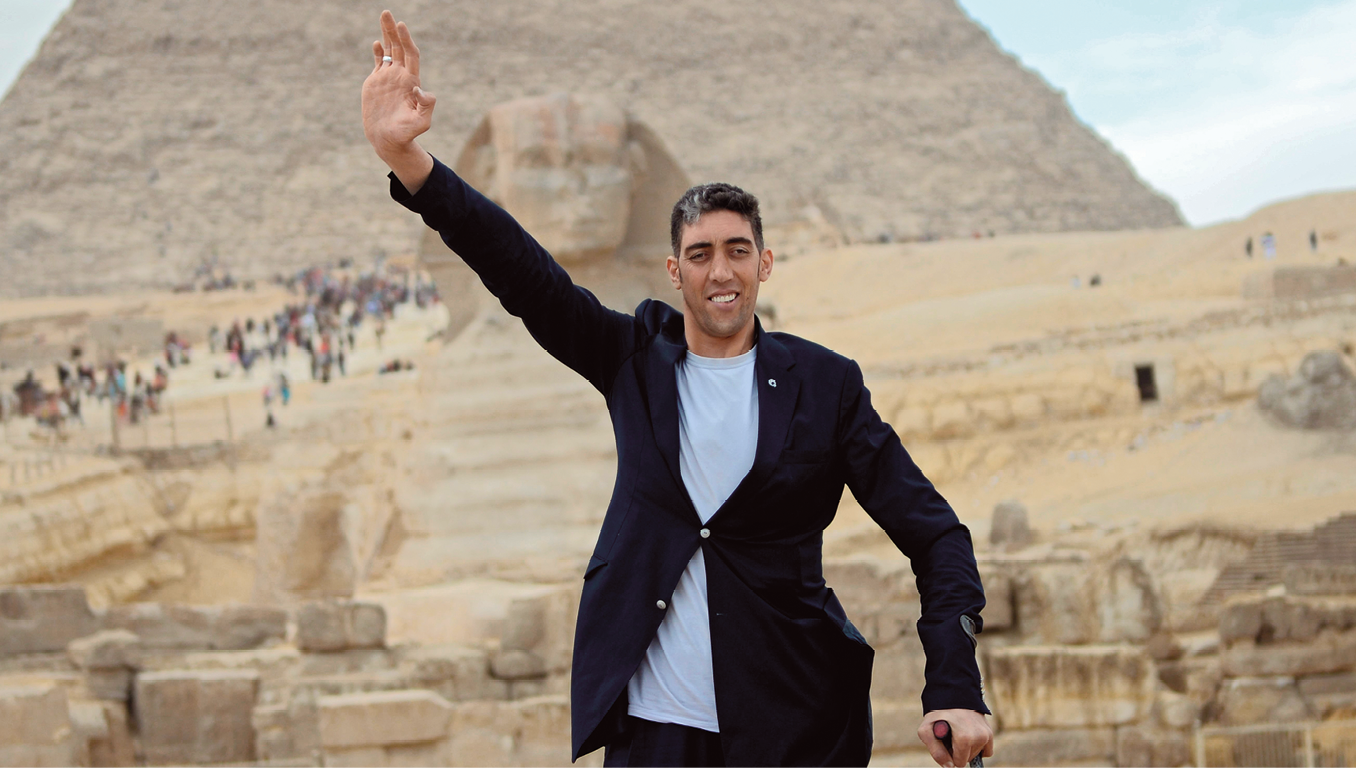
left=669, top=182, right=764, bottom=257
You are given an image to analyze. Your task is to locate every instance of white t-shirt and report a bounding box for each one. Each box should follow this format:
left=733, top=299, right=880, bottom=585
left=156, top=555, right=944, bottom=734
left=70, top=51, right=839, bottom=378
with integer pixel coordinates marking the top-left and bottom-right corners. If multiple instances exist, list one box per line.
left=626, top=346, right=759, bottom=733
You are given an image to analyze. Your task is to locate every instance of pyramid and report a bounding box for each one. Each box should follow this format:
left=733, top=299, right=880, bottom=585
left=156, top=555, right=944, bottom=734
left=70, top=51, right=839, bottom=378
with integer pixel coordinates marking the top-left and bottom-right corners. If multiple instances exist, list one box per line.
left=0, top=0, right=1182, bottom=297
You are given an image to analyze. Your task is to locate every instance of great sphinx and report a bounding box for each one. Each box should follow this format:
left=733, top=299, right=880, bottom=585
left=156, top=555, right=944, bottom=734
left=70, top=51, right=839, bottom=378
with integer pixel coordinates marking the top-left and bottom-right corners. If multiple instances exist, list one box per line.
left=421, top=93, right=691, bottom=336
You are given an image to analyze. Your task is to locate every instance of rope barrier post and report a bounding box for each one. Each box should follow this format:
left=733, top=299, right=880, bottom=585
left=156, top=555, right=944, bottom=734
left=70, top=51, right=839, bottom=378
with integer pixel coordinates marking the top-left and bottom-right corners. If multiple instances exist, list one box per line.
left=223, top=395, right=234, bottom=443
left=110, top=398, right=120, bottom=455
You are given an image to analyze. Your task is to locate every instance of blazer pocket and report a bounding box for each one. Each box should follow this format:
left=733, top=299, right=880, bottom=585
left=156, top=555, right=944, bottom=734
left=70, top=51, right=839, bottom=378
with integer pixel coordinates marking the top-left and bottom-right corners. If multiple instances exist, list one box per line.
left=583, top=555, right=608, bottom=581
left=781, top=448, right=831, bottom=464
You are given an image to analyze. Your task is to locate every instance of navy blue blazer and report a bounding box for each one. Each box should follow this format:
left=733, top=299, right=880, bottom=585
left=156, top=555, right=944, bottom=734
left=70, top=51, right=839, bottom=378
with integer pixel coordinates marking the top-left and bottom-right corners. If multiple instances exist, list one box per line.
left=392, top=158, right=988, bottom=766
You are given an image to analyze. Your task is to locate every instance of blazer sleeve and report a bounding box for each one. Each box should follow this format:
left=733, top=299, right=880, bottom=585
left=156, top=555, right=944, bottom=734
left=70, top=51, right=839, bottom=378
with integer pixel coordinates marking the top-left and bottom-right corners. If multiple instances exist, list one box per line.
left=389, top=157, right=639, bottom=397
left=835, top=359, right=990, bottom=715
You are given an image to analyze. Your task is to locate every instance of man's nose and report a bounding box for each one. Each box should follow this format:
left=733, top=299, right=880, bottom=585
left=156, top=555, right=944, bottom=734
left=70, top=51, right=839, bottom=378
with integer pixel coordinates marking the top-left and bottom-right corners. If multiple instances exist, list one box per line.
left=710, top=253, right=734, bottom=282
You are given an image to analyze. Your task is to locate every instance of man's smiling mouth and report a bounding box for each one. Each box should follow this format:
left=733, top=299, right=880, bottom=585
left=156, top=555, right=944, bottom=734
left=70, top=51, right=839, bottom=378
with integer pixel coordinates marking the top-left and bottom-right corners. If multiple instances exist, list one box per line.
left=710, top=293, right=738, bottom=304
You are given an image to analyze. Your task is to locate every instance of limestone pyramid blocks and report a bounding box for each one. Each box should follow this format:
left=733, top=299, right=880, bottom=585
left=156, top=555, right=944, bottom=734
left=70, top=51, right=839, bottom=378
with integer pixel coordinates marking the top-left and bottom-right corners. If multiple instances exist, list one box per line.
left=0, top=585, right=100, bottom=655
left=0, top=0, right=1181, bottom=296
left=0, top=683, right=78, bottom=767
left=318, top=689, right=452, bottom=750
left=986, top=645, right=1155, bottom=730
left=102, top=602, right=286, bottom=651
left=133, top=669, right=260, bottom=765
left=295, top=600, right=387, bottom=653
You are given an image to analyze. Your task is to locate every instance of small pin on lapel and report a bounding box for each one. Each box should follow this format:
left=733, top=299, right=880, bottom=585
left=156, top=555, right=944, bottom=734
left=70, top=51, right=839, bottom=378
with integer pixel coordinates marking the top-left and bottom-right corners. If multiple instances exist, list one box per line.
left=768, top=379, right=777, bottom=387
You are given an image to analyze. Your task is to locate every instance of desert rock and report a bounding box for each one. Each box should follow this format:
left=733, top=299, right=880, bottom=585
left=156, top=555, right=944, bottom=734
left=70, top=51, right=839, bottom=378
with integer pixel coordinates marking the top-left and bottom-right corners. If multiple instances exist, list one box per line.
left=1258, top=350, right=1356, bottom=429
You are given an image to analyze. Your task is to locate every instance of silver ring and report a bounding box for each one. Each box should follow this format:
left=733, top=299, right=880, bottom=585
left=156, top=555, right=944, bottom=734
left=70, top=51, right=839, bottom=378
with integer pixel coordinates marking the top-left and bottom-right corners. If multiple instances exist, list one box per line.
left=382, top=55, right=393, bottom=63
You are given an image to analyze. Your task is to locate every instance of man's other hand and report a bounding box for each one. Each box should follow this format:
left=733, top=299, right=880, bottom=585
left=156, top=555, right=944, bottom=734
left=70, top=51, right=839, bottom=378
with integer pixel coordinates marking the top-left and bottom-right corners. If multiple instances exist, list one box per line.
left=361, top=10, right=435, bottom=193
left=918, top=709, right=993, bottom=768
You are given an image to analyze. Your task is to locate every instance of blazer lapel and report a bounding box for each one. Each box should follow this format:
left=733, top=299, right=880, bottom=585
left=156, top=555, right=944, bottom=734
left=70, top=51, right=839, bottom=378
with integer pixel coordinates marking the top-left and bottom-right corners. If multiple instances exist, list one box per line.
left=708, top=320, right=799, bottom=525
left=645, top=322, right=688, bottom=500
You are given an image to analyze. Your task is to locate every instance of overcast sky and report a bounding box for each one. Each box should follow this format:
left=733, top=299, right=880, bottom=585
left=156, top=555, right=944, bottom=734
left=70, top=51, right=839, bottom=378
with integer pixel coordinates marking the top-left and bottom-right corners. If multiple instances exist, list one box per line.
left=4, top=0, right=1355, bottom=226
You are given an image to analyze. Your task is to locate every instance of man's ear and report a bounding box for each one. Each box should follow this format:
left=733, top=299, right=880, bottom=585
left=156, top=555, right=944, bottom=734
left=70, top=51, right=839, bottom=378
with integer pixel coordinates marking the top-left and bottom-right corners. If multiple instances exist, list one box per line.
left=666, top=254, right=682, bottom=289
left=759, top=248, right=775, bottom=282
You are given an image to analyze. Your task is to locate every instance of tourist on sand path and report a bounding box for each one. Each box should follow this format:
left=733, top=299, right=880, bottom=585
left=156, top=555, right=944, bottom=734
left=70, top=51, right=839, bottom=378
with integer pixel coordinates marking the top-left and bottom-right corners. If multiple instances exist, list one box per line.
left=361, top=11, right=992, bottom=767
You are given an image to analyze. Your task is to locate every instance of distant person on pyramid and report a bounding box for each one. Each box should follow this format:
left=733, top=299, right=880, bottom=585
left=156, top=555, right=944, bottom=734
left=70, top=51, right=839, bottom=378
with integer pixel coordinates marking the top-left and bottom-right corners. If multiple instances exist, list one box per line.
left=361, top=11, right=991, bottom=768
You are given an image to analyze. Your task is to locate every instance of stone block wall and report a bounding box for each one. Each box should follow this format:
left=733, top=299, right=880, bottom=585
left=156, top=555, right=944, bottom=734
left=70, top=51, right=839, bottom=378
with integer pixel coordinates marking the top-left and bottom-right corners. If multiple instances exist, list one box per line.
left=1273, top=266, right=1356, bottom=301
left=135, top=669, right=261, bottom=765
left=966, top=512, right=1356, bottom=767
left=5, top=512, right=1356, bottom=768
left=0, top=683, right=79, bottom=767
left=0, top=585, right=100, bottom=655
left=987, top=645, right=1154, bottom=730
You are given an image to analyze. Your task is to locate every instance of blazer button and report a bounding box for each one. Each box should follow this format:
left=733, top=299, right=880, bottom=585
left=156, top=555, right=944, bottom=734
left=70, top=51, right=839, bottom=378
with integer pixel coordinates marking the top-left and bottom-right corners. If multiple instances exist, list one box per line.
left=656, top=600, right=667, bottom=610
left=700, top=528, right=710, bottom=538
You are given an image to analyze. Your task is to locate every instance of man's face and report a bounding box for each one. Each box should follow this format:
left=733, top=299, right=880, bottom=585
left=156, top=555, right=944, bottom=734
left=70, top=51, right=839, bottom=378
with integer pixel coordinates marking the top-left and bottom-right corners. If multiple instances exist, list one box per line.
left=667, top=210, right=774, bottom=350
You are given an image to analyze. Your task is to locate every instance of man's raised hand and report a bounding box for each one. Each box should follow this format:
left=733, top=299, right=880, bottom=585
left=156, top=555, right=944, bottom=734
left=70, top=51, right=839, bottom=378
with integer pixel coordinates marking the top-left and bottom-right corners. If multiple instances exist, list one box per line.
left=361, top=10, right=435, bottom=193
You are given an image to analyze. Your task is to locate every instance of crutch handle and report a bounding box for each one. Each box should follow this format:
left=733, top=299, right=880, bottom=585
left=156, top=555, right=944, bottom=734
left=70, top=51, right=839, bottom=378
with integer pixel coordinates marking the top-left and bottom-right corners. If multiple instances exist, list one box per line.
left=932, top=720, right=984, bottom=768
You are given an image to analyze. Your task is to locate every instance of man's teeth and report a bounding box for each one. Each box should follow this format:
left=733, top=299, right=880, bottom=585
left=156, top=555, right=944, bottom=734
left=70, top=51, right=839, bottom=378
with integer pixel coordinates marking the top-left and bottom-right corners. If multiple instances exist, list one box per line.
left=711, top=294, right=737, bottom=303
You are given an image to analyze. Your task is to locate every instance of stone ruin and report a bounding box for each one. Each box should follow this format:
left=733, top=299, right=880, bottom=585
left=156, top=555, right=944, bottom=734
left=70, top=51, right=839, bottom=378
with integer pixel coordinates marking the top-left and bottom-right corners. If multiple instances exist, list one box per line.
left=1246, top=264, right=1356, bottom=302
left=990, top=499, right=1034, bottom=550
left=1258, top=350, right=1356, bottom=430
left=4, top=511, right=1355, bottom=766
left=0, top=586, right=581, bottom=767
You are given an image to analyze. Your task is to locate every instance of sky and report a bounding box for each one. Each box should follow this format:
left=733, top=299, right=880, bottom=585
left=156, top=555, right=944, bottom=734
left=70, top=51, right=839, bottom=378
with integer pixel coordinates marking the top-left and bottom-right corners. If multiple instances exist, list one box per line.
left=3, top=1, right=1355, bottom=227
left=954, top=0, right=1356, bottom=225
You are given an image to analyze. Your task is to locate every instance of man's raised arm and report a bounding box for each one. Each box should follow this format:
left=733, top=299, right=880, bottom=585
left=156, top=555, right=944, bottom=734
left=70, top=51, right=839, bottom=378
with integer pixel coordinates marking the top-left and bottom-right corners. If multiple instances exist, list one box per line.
left=359, top=11, right=638, bottom=395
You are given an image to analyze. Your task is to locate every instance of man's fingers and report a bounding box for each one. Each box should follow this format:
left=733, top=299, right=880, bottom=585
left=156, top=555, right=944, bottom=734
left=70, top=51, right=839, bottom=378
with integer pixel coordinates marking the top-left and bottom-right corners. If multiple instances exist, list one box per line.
left=383, top=12, right=405, bottom=67
left=379, top=10, right=395, bottom=60
left=953, top=732, right=978, bottom=765
left=397, top=21, right=419, bottom=78
left=918, top=725, right=954, bottom=768
left=371, top=40, right=383, bottom=71
left=927, top=741, right=954, bottom=768
left=413, top=87, right=436, bottom=111
left=952, top=721, right=994, bottom=764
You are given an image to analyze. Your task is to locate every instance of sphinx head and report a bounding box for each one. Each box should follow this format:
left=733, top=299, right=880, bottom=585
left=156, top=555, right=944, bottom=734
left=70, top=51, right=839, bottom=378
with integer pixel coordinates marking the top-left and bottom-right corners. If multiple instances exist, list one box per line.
left=456, top=93, right=688, bottom=266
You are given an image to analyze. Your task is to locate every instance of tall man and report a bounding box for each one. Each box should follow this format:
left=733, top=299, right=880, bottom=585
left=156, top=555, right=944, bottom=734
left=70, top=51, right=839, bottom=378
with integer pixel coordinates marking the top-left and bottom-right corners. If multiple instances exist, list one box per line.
left=361, top=11, right=994, bottom=767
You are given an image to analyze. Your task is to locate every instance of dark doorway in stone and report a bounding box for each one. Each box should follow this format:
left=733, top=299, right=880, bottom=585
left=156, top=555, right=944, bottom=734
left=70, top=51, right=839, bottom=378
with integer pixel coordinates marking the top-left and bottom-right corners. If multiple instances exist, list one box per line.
left=1135, top=364, right=1158, bottom=403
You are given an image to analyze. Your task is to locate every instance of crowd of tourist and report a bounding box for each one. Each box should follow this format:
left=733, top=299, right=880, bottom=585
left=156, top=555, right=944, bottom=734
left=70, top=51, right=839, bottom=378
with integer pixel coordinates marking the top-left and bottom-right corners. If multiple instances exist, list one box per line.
left=206, top=264, right=437, bottom=426
left=209, top=264, right=436, bottom=385
left=2, top=262, right=437, bottom=435
left=4, top=334, right=188, bottom=432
